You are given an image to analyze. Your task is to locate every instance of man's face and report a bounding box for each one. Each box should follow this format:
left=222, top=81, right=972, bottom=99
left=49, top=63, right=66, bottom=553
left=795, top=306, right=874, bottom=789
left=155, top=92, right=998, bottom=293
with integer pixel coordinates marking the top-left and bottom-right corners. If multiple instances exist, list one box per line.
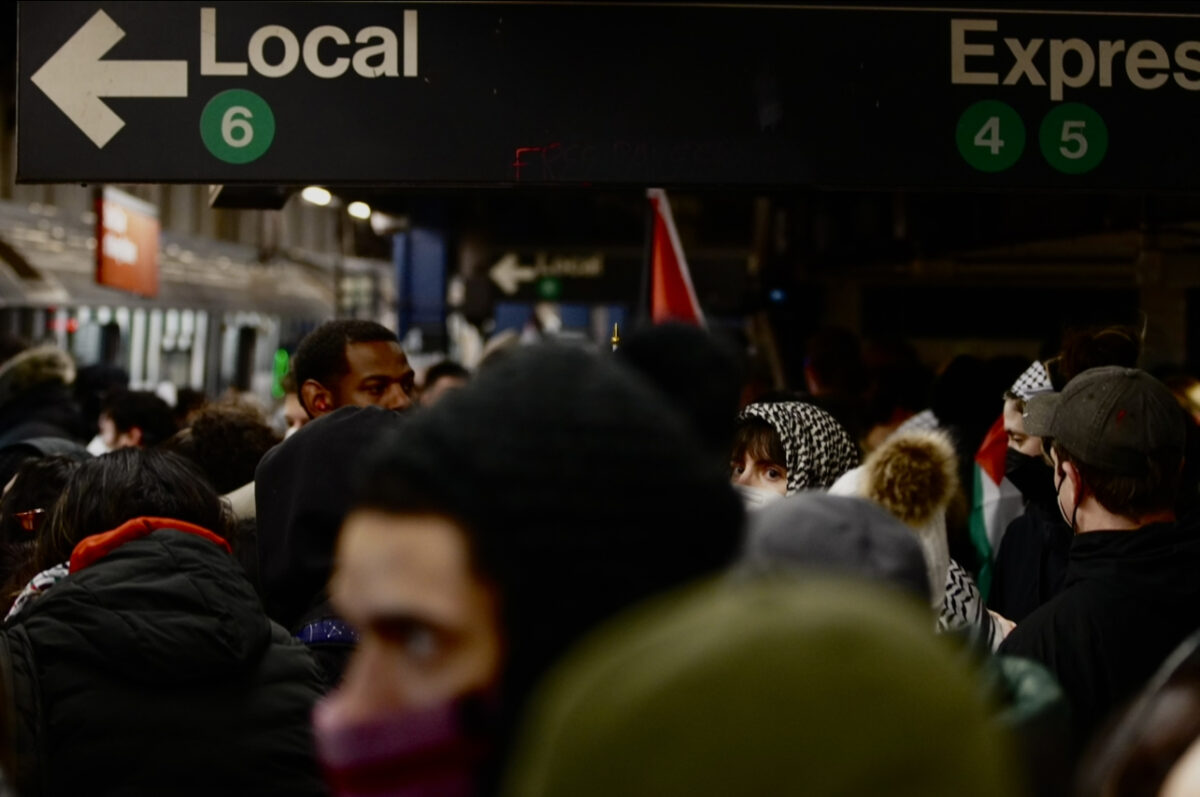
left=283, top=392, right=308, bottom=437
left=327, top=510, right=502, bottom=722
left=420, top=375, right=468, bottom=408
left=98, top=413, right=140, bottom=450
left=331, top=341, right=416, bottom=413
left=1003, top=398, right=1043, bottom=457
left=1049, top=447, right=1077, bottom=510
left=1162, top=732, right=1200, bottom=797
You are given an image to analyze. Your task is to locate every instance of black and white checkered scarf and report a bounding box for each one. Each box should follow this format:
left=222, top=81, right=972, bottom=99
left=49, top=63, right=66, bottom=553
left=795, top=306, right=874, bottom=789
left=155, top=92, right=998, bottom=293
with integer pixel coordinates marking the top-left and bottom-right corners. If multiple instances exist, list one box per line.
left=1010, top=360, right=1053, bottom=401
left=738, top=401, right=860, bottom=495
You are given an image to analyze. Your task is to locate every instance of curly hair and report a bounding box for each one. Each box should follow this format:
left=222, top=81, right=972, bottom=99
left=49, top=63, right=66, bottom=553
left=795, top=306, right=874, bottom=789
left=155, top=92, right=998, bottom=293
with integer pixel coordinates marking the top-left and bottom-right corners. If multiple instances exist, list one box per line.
left=161, top=403, right=282, bottom=494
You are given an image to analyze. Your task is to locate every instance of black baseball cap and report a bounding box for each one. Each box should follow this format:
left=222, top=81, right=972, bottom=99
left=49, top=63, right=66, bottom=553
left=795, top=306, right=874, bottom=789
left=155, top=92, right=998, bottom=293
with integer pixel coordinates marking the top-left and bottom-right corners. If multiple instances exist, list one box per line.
left=1023, top=366, right=1185, bottom=475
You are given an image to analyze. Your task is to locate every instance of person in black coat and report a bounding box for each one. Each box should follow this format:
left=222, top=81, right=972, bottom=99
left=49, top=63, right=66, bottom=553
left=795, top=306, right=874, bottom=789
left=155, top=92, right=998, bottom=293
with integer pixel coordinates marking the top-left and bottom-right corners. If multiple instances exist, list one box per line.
left=0, top=346, right=90, bottom=485
left=0, top=449, right=328, bottom=796
left=312, top=345, right=744, bottom=797
left=999, top=368, right=1200, bottom=755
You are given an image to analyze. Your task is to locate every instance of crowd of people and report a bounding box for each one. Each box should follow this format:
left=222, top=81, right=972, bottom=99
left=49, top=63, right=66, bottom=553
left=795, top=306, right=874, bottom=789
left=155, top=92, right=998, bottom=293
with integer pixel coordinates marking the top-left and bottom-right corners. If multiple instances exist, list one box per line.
left=0, top=317, right=1198, bottom=796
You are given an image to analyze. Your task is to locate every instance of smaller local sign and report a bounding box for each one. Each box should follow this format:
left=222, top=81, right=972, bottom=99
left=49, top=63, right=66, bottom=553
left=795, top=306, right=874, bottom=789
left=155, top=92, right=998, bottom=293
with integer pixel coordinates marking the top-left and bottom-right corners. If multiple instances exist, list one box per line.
left=96, top=186, right=160, bottom=297
left=489, top=252, right=606, bottom=296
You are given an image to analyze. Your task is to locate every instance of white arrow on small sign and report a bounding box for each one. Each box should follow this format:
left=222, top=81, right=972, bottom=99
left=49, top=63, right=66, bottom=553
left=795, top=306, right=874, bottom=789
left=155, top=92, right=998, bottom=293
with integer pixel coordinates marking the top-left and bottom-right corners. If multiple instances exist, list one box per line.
left=489, top=253, right=537, bottom=295
left=31, top=10, right=188, bottom=149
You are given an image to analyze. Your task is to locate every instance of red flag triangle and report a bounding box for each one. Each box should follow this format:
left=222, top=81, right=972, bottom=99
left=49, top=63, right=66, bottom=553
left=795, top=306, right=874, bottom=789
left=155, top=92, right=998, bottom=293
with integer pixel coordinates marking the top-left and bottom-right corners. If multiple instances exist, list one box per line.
left=648, top=188, right=705, bottom=326
left=975, top=413, right=1009, bottom=486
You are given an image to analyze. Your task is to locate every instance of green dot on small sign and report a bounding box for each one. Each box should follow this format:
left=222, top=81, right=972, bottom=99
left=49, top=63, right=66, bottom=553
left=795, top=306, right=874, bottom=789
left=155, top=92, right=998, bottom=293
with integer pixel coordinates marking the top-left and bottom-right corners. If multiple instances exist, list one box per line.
left=956, top=100, right=1025, bottom=173
left=200, top=90, right=275, bottom=164
left=537, top=277, right=562, bottom=301
left=1039, top=103, right=1107, bottom=175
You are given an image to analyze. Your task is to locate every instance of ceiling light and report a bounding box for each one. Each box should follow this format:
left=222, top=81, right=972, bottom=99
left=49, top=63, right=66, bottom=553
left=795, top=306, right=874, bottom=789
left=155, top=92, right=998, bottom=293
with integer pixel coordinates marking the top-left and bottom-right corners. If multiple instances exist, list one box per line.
left=300, top=186, right=332, bottom=206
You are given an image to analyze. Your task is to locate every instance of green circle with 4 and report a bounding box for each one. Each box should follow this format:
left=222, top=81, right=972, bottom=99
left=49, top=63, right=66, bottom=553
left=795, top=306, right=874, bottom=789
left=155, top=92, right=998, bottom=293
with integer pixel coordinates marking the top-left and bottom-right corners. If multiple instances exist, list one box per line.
left=956, top=100, right=1025, bottom=173
left=1040, top=103, right=1108, bottom=175
left=200, top=90, right=275, bottom=164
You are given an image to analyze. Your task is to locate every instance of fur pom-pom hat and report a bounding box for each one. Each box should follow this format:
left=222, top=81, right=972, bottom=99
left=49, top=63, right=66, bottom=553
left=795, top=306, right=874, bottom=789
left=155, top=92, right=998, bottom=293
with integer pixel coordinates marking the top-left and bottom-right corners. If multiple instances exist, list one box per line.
left=860, top=431, right=959, bottom=527
left=0, top=346, right=76, bottom=411
left=829, top=430, right=959, bottom=606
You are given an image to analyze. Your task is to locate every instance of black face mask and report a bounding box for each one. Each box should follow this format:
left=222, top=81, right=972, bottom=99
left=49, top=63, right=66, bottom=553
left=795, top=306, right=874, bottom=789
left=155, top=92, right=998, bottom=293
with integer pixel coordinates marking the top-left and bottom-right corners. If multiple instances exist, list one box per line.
left=1005, top=448, right=1056, bottom=505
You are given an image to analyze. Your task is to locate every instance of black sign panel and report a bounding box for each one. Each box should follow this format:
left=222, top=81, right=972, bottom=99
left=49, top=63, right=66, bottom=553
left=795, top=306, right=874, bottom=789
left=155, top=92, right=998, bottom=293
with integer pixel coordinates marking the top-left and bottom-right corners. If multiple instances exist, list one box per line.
left=17, top=2, right=1200, bottom=189
left=486, top=249, right=641, bottom=302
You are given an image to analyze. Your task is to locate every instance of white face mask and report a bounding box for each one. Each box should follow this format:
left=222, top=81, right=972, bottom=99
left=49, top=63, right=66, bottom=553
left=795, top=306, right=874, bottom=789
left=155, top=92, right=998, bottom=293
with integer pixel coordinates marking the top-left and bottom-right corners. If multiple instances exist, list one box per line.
left=1055, top=467, right=1078, bottom=531
left=735, top=484, right=784, bottom=511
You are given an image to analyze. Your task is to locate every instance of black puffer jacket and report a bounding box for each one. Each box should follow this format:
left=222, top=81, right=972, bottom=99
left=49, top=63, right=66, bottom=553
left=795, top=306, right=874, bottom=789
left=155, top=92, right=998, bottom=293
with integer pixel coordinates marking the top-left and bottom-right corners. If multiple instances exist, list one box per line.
left=0, top=520, right=328, bottom=796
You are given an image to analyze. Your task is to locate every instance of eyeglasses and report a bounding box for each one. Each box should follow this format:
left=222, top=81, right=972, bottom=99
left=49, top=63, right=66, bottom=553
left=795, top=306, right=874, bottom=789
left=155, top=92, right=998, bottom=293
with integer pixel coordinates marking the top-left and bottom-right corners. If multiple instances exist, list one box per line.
left=14, top=509, right=45, bottom=533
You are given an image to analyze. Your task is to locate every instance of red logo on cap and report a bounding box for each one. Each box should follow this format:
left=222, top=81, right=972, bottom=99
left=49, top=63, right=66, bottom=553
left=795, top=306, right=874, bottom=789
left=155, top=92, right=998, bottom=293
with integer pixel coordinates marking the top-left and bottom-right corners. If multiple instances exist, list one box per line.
left=1116, top=409, right=1128, bottom=425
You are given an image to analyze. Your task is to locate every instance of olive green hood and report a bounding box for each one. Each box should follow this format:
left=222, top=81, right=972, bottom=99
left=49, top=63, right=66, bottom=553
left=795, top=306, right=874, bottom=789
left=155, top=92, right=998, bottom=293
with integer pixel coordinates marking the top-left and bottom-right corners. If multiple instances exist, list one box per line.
left=504, top=577, right=1019, bottom=797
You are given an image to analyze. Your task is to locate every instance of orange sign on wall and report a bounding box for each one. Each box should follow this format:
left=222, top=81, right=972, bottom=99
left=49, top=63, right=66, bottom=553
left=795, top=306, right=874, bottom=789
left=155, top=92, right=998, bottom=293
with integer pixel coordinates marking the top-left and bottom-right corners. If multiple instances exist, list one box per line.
left=96, top=187, right=159, bottom=297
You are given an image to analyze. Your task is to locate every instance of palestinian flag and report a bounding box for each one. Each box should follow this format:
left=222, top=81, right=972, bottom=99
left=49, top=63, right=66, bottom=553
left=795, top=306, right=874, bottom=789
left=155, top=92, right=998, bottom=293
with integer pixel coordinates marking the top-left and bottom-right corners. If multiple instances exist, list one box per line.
left=968, top=413, right=1024, bottom=599
left=647, top=188, right=705, bottom=327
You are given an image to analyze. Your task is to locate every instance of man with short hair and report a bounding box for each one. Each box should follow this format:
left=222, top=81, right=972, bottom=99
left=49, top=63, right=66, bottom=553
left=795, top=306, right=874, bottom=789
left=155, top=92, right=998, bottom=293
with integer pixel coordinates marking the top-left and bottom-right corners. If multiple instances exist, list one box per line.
left=98, top=390, right=177, bottom=450
left=418, top=360, right=469, bottom=407
left=291, top=320, right=415, bottom=417
left=999, top=366, right=1200, bottom=746
left=253, top=320, right=413, bottom=683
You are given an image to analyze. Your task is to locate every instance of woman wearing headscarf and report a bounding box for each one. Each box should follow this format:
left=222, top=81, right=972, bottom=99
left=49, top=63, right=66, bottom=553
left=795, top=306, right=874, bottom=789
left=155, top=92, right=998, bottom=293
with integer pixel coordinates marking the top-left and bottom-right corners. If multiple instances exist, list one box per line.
left=730, top=401, right=859, bottom=509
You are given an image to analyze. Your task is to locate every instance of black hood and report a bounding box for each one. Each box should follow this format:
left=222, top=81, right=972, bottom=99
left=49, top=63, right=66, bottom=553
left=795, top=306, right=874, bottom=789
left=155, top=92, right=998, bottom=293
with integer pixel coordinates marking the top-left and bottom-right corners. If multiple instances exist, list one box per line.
left=20, top=529, right=269, bottom=683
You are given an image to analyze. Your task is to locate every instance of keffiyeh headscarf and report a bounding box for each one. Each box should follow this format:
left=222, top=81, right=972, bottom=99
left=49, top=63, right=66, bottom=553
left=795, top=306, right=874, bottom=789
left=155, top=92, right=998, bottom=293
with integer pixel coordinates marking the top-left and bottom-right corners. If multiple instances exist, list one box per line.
left=738, top=401, right=859, bottom=494
left=1009, top=360, right=1053, bottom=402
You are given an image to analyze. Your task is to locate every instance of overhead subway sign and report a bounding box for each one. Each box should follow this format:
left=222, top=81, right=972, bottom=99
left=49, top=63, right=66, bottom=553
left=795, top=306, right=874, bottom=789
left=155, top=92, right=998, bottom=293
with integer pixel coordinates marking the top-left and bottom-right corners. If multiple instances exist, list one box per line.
left=30, top=7, right=417, bottom=149
left=198, top=8, right=417, bottom=80
left=17, top=3, right=1200, bottom=189
left=951, top=19, right=1200, bottom=99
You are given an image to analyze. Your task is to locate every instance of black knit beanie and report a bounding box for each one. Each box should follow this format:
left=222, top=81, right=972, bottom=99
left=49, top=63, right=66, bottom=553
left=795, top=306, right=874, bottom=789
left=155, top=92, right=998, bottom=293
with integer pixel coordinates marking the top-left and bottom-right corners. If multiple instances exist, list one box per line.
left=615, top=322, right=744, bottom=463
left=352, top=343, right=745, bottom=733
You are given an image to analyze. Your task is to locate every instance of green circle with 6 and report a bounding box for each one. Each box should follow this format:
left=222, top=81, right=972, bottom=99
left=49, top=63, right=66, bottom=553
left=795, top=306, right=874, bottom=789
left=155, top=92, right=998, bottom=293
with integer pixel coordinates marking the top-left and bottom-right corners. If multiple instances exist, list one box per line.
left=956, top=101, right=1025, bottom=173
left=200, top=90, right=275, bottom=164
left=1040, top=103, right=1108, bottom=174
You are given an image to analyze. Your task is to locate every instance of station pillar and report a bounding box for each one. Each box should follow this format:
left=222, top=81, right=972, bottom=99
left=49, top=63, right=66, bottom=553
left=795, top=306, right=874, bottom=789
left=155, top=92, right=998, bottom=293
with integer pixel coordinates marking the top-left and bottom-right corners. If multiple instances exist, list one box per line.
left=394, top=228, right=448, bottom=353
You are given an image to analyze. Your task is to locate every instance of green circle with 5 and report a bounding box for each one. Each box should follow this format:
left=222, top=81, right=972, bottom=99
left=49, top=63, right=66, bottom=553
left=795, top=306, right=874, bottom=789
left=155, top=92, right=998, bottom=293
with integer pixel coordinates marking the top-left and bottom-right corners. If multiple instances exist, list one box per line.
left=200, top=90, right=275, bottom=164
left=1040, top=103, right=1108, bottom=174
left=956, top=100, right=1025, bottom=173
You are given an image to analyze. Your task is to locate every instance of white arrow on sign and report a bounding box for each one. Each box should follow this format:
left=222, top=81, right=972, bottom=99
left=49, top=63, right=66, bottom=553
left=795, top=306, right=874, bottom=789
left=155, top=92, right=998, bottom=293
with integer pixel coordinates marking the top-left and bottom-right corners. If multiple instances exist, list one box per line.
left=489, top=253, right=537, bottom=295
left=31, top=10, right=188, bottom=149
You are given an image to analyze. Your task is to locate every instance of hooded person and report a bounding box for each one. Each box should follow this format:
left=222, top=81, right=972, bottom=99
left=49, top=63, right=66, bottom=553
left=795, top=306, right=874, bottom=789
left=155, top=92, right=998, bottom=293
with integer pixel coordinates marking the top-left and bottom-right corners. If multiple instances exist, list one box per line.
left=744, top=494, right=1069, bottom=797
left=0, top=346, right=87, bottom=464
left=255, top=404, right=408, bottom=686
left=828, top=430, right=1007, bottom=649
left=501, top=576, right=1019, bottom=797
left=730, top=400, right=859, bottom=510
left=312, top=344, right=744, bottom=797
left=615, top=322, right=743, bottom=466
left=739, top=492, right=932, bottom=605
